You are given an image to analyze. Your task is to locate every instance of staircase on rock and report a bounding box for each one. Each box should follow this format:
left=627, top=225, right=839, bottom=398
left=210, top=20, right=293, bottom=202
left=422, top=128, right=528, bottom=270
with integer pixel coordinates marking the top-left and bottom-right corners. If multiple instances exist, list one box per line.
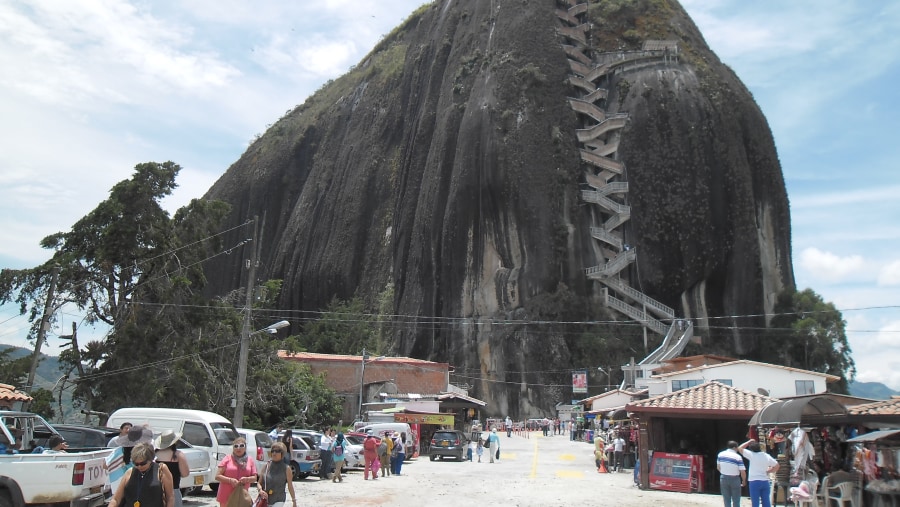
left=554, top=0, right=693, bottom=388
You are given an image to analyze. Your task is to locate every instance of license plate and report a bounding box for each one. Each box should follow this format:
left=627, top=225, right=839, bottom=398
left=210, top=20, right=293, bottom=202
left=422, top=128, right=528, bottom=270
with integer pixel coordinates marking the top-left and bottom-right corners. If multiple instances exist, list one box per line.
left=194, top=476, right=204, bottom=486
left=440, top=441, right=449, bottom=447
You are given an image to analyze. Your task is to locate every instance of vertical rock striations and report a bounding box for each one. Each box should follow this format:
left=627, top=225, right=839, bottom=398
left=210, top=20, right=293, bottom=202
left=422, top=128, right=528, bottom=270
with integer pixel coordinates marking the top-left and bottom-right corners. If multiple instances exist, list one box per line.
left=202, top=0, right=793, bottom=415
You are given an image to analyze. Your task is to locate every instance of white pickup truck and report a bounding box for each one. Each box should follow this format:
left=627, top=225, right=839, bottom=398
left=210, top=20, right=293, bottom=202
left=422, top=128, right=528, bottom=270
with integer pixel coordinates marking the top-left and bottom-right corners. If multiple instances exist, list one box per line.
left=0, top=411, right=111, bottom=507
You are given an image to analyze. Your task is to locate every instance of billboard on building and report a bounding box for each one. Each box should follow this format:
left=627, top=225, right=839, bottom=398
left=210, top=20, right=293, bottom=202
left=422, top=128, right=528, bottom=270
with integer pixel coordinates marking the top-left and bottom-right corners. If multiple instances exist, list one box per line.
left=572, top=370, right=587, bottom=394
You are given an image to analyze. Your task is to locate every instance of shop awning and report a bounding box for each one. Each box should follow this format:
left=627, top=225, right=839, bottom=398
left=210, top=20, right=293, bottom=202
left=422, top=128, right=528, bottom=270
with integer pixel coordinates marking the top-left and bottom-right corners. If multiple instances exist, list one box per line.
left=846, top=429, right=900, bottom=443
left=749, top=396, right=847, bottom=426
left=607, top=408, right=629, bottom=420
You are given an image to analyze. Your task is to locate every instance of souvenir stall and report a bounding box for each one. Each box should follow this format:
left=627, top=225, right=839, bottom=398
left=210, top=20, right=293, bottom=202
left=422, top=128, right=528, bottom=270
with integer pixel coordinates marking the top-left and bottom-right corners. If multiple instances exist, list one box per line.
left=627, top=382, right=771, bottom=493
left=749, top=394, right=900, bottom=506
left=844, top=397, right=900, bottom=506
left=748, top=396, right=858, bottom=504
left=846, top=429, right=900, bottom=505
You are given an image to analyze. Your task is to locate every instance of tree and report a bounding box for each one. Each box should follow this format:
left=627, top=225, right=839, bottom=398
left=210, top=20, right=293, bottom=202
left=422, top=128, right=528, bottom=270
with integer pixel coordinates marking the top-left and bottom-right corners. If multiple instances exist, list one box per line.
left=0, top=348, right=31, bottom=386
left=296, top=295, right=378, bottom=355
left=29, top=388, right=56, bottom=421
left=764, top=288, right=855, bottom=393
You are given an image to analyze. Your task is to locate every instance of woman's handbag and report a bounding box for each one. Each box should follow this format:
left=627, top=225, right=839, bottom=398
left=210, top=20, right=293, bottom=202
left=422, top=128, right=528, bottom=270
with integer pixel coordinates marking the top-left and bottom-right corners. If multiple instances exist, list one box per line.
left=225, top=484, right=253, bottom=507
left=253, top=463, right=269, bottom=507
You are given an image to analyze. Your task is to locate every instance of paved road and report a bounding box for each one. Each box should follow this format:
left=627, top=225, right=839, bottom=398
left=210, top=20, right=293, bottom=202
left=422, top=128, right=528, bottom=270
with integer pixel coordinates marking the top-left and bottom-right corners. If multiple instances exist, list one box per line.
left=184, top=432, right=730, bottom=506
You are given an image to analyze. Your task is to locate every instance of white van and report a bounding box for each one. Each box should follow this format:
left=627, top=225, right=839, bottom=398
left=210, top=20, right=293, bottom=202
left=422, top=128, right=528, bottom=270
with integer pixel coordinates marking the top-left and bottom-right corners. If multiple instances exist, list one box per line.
left=358, top=423, right=416, bottom=459
left=107, top=407, right=239, bottom=489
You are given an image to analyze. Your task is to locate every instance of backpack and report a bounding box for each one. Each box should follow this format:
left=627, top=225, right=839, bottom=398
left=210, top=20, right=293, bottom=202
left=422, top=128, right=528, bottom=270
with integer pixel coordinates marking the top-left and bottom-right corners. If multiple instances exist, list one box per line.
left=333, top=442, right=344, bottom=457
left=377, top=441, right=387, bottom=456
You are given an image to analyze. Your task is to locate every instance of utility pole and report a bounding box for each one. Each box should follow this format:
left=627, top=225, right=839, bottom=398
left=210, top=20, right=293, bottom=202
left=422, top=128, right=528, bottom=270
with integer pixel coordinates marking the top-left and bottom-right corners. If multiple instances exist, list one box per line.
left=233, top=216, right=259, bottom=428
left=25, top=265, right=59, bottom=407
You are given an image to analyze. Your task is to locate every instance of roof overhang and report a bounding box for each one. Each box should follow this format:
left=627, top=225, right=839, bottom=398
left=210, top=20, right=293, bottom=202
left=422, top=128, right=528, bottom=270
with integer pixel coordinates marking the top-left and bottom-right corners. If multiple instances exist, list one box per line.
left=749, top=396, right=848, bottom=426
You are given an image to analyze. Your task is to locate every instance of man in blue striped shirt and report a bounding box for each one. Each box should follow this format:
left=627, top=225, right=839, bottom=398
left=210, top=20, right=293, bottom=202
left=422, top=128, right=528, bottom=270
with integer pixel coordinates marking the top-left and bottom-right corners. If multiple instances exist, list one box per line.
left=717, top=440, right=747, bottom=507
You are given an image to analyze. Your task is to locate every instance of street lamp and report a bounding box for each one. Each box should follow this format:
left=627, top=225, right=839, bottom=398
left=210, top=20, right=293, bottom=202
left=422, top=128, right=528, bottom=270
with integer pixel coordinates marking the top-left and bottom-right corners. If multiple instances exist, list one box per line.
left=357, top=348, right=385, bottom=422
left=234, top=320, right=290, bottom=427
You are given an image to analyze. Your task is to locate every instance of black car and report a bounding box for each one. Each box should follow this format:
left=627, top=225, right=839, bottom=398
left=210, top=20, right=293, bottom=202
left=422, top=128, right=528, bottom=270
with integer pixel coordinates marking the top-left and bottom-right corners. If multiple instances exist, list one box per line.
left=429, top=430, right=469, bottom=461
left=52, top=424, right=118, bottom=449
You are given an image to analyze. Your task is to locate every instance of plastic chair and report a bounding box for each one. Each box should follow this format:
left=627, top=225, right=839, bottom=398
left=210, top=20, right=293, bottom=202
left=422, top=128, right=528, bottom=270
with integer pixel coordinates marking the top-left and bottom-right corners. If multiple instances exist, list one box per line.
left=827, top=482, right=858, bottom=507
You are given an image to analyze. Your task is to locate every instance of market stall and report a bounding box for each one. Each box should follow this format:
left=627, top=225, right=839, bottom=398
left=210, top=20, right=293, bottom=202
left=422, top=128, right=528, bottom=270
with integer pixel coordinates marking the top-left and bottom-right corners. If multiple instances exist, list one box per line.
left=846, top=428, right=900, bottom=505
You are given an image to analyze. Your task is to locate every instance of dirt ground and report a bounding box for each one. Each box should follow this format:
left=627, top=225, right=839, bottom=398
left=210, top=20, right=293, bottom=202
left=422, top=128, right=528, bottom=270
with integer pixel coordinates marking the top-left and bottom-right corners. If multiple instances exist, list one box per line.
left=186, top=430, right=744, bottom=506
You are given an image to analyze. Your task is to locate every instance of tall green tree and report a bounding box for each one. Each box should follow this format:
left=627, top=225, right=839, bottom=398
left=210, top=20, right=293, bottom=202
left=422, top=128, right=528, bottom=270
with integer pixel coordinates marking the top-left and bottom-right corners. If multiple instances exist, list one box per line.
left=0, top=348, right=31, bottom=386
left=764, top=288, right=855, bottom=393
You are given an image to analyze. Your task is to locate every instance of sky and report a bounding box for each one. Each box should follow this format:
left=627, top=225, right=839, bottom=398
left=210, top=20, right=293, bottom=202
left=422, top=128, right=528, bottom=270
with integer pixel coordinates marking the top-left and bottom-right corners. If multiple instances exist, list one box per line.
left=1, top=1, right=898, bottom=390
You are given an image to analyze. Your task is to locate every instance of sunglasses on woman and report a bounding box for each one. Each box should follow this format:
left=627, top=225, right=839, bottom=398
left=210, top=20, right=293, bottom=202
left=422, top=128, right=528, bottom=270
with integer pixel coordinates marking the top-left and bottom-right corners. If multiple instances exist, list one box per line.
left=133, top=460, right=151, bottom=467
left=233, top=443, right=246, bottom=448
left=271, top=450, right=282, bottom=454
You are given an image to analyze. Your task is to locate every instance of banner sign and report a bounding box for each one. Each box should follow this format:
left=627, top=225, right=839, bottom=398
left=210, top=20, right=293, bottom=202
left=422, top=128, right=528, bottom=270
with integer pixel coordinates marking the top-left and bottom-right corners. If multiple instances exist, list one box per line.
left=393, top=413, right=454, bottom=425
left=572, top=370, right=588, bottom=394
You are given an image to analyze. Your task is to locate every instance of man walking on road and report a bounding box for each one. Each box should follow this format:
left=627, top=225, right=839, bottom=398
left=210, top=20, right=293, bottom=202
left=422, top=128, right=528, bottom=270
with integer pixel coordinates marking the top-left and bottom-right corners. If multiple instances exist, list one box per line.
left=505, top=416, right=512, bottom=437
left=612, top=433, right=626, bottom=472
left=716, top=440, right=746, bottom=507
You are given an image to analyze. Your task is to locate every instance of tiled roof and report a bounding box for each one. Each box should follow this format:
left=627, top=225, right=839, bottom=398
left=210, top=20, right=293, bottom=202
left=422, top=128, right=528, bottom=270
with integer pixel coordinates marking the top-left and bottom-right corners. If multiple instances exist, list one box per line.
left=651, top=359, right=841, bottom=382
left=0, top=383, right=32, bottom=402
left=627, top=381, right=775, bottom=415
left=577, top=388, right=647, bottom=404
left=848, top=396, right=900, bottom=416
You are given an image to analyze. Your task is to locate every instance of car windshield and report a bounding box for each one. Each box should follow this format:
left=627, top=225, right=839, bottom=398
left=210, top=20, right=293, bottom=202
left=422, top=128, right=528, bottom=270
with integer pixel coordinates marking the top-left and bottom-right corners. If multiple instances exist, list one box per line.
left=212, top=423, right=239, bottom=445
left=434, top=432, right=459, bottom=440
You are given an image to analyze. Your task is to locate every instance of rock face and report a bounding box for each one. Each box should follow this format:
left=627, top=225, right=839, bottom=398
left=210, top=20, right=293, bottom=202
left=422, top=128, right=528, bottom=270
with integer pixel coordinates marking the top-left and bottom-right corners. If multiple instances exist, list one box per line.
left=202, top=0, right=793, bottom=416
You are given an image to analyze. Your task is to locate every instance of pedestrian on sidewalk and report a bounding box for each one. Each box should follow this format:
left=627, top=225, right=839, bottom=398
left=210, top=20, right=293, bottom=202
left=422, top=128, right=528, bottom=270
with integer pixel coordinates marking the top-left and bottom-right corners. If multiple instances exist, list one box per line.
left=318, top=428, right=333, bottom=480
left=476, top=438, right=484, bottom=462
left=716, top=440, right=746, bottom=507
left=505, top=416, right=512, bottom=437
left=363, top=434, right=379, bottom=480
left=488, top=428, right=500, bottom=463
left=613, top=433, right=626, bottom=472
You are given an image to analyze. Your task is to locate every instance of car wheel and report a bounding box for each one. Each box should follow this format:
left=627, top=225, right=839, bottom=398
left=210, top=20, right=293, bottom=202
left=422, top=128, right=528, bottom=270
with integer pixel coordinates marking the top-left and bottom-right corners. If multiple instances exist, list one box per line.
left=458, top=452, right=465, bottom=461
left=0, top=490, right=13, bottom=507
left=209, top=483, right=219, bottom=493
left=289, top=462, right=302, bottom=481
left=430, top=454, right=436, bottom=461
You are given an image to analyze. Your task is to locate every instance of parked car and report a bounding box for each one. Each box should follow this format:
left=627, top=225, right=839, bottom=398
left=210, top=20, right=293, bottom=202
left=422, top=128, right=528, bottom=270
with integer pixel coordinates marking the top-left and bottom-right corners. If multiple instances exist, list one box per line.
left=51, top=424, right=117, bottom=448
left=429, top=429, right=469, bottom=461
left=237, top=428, right=273, bottom=474
left=342, top=433, right=374, bottom=469
left=277, top=432, right=320, bottom=480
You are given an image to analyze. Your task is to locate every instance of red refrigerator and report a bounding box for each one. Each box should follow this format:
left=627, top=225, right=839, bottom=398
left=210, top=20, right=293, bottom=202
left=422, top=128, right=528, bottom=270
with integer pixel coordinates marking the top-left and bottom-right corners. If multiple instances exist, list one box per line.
left=648, top=452, right=706, bottom=493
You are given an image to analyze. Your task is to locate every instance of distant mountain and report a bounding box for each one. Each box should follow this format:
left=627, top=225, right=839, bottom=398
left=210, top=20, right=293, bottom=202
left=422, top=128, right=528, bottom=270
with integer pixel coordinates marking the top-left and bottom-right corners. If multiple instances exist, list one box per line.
left=849, top=381, right=899, bottom=400
left=0, top=344, right=64, bottom=389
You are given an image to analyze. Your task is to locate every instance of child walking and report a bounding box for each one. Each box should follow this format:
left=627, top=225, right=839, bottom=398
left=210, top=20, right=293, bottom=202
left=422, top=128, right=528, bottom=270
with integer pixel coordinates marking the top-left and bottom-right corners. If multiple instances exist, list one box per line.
left=476, top=438, right=484, bottom=462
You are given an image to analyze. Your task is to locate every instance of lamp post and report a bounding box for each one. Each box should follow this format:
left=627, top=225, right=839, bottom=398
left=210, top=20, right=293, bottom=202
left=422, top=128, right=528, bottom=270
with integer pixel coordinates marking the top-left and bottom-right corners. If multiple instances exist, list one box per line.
left=357, top=348, right=385, bottom=422
left=233, top=319, right=290, bottom=427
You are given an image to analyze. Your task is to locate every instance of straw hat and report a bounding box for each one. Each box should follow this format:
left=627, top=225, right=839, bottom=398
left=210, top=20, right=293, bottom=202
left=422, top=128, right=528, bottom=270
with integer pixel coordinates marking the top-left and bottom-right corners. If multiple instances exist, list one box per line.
left=154, top=430, right=182, bottom=450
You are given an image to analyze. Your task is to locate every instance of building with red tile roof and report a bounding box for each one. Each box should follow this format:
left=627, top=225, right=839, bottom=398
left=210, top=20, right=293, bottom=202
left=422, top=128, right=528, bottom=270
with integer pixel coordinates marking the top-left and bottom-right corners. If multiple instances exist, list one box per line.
left=626, top=381, right=776, bottom=490
left=0, top=383, right=32, bottom=410
left=278, top=351, right=450, bottom=422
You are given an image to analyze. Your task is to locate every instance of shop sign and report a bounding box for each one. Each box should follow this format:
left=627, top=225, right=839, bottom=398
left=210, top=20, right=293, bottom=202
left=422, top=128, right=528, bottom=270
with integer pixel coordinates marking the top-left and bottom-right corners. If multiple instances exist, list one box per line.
left=393, top=413, right=454, bottom=425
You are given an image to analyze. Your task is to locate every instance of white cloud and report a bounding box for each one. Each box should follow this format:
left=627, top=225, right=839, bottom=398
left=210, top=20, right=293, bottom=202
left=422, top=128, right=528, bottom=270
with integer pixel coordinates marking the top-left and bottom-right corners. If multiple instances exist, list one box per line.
left=797, top=248, right=866, bottom=282
left=878, top=260, right=900, bottom=287
left=851, top=320, right=900, bottom=390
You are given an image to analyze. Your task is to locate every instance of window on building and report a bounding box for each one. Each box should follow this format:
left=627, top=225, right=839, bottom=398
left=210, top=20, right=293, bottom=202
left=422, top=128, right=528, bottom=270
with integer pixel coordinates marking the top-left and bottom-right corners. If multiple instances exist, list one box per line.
left=796, top=380, right=815, bottom=395
left=671, top=379, right=702, bottom=391
left=713, top=379, right=733, bottom=386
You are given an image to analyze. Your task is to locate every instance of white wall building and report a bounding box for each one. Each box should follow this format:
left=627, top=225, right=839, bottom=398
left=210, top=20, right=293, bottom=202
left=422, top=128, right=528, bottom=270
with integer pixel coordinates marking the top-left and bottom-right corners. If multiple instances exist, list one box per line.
left=645, top=359, right=839, bottom=398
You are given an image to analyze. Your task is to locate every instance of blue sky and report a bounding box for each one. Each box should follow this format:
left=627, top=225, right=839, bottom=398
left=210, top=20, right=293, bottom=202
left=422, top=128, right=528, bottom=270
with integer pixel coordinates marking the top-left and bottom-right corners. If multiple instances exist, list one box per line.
left=1, top=1, right=898, bottom=390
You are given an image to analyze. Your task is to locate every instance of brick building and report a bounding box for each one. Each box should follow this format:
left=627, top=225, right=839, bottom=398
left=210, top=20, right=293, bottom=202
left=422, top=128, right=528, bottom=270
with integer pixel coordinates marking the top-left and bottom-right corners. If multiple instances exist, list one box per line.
left=278, top=351, right=450, bottom=422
